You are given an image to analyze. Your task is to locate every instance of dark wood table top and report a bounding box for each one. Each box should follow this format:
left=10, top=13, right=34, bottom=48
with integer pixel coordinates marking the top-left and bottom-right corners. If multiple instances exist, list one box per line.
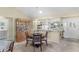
left=28, top=33, right=45, bottom=39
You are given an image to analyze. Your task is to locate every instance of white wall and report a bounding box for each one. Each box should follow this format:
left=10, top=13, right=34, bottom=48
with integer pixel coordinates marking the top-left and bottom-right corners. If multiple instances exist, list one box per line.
left=8, top=18, right=15, bottom=41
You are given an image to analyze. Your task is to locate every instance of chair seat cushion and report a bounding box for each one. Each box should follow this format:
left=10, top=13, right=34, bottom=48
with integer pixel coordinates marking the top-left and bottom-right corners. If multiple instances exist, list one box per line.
left=27, top=39, right=33, bottom=41
left=34, top=42, right=41, bottom=44
left=42, top=38, right=47, bottom=40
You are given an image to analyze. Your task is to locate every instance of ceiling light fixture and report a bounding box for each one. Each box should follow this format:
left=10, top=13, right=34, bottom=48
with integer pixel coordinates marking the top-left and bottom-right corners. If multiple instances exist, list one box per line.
left=39, top=10, right=43, bottom=14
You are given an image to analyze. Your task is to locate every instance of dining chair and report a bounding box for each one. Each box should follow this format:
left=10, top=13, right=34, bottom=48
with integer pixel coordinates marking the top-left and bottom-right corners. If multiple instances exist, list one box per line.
left=0, top=40, right=14, bottom=52
left=25, top=32, right=33, bottom=46
left=42, top=31, right=48, bottom=45
left=33, top=33, right=42, bottom=52
left=8, top=41, right=15, bottom=52
left=60, top=30, right=64, bottom=40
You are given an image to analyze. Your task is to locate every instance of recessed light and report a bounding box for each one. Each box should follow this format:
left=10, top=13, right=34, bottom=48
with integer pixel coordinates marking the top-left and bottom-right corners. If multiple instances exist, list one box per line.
left=39, top=10, right=43, bottom=14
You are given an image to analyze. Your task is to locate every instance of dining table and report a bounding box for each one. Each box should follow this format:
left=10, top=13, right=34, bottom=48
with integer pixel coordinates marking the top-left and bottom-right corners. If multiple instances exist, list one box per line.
left=28, top=32, right=45, bottom=39
left=28, top=32, right=45, bottom=48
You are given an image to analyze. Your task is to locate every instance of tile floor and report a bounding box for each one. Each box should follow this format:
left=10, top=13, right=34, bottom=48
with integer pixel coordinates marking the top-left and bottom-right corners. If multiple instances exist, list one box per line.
left=13, top=38, right=79, bottom=52
left=60, top=38, right=79, bottom=52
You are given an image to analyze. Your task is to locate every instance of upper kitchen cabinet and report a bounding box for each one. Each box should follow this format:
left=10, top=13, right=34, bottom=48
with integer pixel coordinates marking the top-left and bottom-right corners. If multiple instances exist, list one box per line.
left=33, top=17, right=62, bottom=32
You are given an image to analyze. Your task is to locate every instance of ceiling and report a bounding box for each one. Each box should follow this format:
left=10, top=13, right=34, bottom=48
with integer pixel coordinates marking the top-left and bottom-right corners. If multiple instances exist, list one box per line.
left=16, top=7, right=79, bottom=19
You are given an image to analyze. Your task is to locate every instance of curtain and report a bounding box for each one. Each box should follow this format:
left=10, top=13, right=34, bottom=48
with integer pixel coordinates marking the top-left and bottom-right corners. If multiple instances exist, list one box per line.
left=63, top=17, right=79, bottom=39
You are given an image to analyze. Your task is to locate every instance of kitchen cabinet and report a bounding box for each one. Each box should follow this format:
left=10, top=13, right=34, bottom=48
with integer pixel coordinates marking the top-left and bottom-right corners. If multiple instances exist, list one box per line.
left=33, top=18, right=62, bottom=32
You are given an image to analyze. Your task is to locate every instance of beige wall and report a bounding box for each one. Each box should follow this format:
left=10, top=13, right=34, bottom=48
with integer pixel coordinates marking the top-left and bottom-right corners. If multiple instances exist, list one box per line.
left=0, top=7, right=27, bottom=18
left=48, top=32, right=60, bottom=43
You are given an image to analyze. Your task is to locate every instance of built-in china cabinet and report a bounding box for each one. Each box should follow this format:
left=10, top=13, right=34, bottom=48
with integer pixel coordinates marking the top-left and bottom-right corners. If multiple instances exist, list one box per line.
left=16, top=18, right=32, bottom=42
